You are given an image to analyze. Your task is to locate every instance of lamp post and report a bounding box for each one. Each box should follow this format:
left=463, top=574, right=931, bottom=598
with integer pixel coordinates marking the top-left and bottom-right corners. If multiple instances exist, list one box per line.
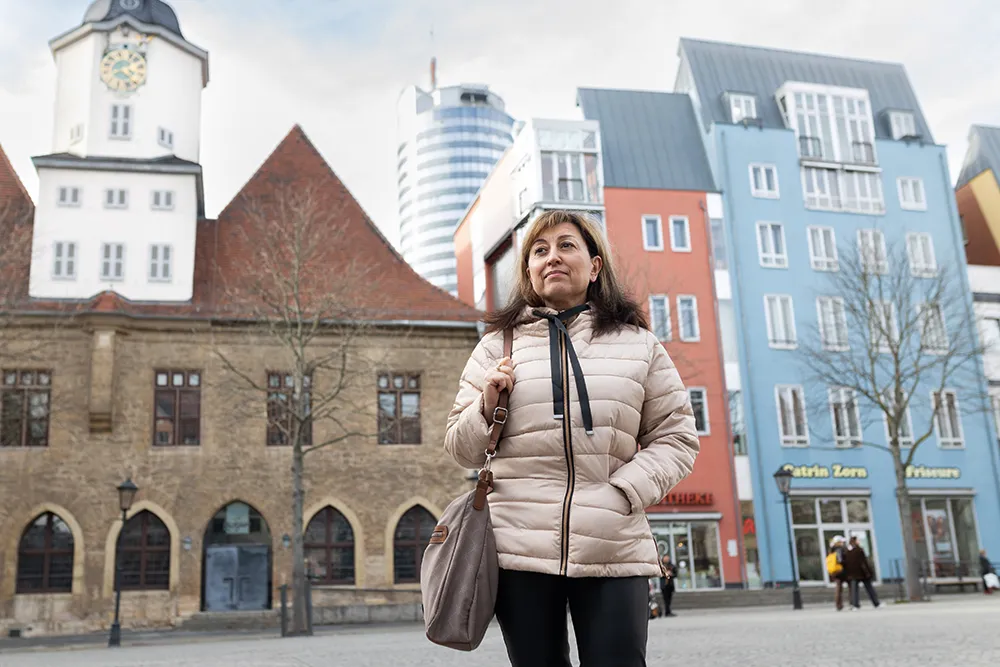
left=109, top=478, right=138, bottom=648
left=773, top=468, right=803, bottom=610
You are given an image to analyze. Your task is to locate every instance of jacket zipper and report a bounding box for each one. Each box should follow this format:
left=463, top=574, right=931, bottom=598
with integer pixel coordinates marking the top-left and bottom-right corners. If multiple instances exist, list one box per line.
left=558, top=331, right=575, bottom=576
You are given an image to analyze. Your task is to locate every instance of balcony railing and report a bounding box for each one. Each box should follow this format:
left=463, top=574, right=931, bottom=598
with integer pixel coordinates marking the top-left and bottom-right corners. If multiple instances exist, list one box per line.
left=798, top=136, right=824, bottom=160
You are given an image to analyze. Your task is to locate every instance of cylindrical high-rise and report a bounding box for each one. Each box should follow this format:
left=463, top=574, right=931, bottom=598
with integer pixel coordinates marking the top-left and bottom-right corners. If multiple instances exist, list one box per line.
left=396, top=84, right=514, bottom=295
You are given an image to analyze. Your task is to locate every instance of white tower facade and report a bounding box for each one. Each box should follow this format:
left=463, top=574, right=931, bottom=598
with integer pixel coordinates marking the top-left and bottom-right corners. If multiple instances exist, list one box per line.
left=396, top=84, right=513, bottom=295
left=29, top=0, right=209, bottom=302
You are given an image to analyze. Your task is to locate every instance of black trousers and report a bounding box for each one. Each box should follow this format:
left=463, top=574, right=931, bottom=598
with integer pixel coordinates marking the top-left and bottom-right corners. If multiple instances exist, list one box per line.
left=849, top=578, right=880, bottom=608
left=661, top=584, right=675, bottom=614
left=495, top=568, right=648, bottom=667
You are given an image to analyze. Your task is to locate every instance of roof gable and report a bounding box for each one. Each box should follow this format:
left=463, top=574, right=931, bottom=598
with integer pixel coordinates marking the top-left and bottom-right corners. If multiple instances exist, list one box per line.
left=957, top=125, right=1000, bottom=190
left=0, top=144, right=31, bottom=206
left=577, top=88, right=716, bottom=192
left=209, top=125, right=479, bottom=322
left=677, top=38, right=933, bottom=142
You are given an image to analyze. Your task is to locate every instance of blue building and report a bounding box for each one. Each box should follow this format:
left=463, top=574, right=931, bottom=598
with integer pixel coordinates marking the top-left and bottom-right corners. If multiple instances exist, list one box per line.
left=675, top=39, right=1000, bottom=588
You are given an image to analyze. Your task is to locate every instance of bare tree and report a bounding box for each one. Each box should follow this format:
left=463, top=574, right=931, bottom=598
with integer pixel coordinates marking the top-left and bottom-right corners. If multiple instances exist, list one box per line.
left=797, top=233, right=988, bottom=600
left=212, top=185, right=389, bottom=634
left=0, top=197, right=37, bottom=359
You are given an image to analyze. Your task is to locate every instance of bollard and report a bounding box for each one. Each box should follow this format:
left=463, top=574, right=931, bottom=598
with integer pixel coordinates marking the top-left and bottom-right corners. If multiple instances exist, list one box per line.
left=279, top=584, right=288, bottom=638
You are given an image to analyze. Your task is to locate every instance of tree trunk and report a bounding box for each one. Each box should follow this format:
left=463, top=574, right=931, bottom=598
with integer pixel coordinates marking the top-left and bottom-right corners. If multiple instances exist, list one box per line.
left=892, top=453, right=923, bottom=601
left=290, top=440, right=308, bottom=634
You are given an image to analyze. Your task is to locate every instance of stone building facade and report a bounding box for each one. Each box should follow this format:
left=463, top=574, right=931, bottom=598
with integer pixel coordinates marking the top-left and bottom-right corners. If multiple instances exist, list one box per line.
left=0, top=127, right=483, bottom=636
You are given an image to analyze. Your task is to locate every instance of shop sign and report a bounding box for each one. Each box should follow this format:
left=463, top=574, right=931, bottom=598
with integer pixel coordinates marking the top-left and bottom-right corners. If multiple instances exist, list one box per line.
left=659, top=492, right=714, bottom=506
left=780, top=463, right=961, bottom=480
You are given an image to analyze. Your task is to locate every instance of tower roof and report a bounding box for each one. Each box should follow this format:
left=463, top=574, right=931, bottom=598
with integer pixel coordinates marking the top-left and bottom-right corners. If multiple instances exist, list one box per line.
left=83, top=0, right=182, bottom=37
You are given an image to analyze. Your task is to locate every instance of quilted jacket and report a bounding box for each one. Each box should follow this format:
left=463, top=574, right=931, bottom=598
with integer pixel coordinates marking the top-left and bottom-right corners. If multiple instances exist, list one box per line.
left=444, top=305, right=700, bottom=578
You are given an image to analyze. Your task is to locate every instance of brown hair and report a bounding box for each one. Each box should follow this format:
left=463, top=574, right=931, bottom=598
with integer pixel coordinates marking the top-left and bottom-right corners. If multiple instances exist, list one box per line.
left=484, top=210, right=649, bottom=336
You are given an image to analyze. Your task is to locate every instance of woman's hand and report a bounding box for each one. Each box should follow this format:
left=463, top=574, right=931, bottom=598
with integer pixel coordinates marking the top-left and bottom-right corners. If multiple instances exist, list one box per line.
left=483, top=357, right=515, bottom=426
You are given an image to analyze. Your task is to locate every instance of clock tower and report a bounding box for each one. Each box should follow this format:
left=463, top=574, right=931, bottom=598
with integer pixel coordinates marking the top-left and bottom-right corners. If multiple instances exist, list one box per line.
left=28, top=0, right=209, bottom=302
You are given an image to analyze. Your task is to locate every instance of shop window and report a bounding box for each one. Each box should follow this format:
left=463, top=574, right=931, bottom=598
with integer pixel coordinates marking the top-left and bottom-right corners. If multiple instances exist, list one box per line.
left=650, top=521, right=723, bottom=590
left=910, top=497, right=980, bottom=578
left=791, top=497, right=877, bottom=584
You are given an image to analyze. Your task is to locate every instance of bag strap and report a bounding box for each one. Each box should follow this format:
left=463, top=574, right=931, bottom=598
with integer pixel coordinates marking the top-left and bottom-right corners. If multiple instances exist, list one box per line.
left=473, top=327, right=513, bottom=511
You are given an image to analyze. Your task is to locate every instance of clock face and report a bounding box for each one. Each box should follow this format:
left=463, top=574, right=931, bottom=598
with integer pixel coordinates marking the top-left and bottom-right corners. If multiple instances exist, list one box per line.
left=100, top=48, right=147, bottom=93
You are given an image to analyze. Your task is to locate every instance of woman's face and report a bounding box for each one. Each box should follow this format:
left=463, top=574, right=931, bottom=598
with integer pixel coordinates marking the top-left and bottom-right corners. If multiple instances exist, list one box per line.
left=526, top=222, right=602, bottom=311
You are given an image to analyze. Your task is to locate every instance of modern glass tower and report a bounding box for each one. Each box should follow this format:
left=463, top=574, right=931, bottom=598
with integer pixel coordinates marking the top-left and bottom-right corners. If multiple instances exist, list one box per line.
left=396, top=82, right=514, bottom=295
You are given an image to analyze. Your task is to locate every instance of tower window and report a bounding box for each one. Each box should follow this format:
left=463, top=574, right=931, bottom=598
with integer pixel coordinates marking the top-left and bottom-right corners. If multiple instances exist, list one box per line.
left=151, top=191, right=175, bottom=211
left=104, top=189, right=128, bottom=209
left=69, top=124, right=84, bottom=144
left=149, top=244, right=172, bottom=282
left=100, top=243, right=125, bottom=282
left=158, top=128, right=174, bottom=150
left=110, top=105, right=133, bottom=139
left=52, top=242, right=77, bottom=280
left=57, top=187, right=81, bottom=207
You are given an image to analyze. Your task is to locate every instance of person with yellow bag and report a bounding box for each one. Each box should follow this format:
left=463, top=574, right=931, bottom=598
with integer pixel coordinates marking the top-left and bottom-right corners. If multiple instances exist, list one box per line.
left=827, top=535, right=847, bottom=611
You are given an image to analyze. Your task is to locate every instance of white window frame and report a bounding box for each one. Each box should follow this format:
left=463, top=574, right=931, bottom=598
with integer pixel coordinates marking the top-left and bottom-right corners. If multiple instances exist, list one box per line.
left=776, top=82, right=877, bottom=165
left=918, top=302, right=948, bottom=353
left=931, top=390, right=964, bottom=449
left=642, top=214, right=663, bottom=251
left=104, top=188, right=129, bottom=210
left=669, top=216, right=692, bottom=253
left=730, top=94, right=757, bottom=123
left=688, top=387, right=710, bottom=435
left=109, top=104, right=133, bottom=139
left=749, top=163, right=779, bottom=198
left=148, top=244, right=173, bottom=283
left=677, top=295, right=700, bottom=342
left=151, top=190, right=176, bottom=211
left=897, top=177, right=926, bottom=211
left=870, top=300, right=899, bottom=353
left=69, top=124, right=84, bottom=144
left=57, top=186, right=81, bottom=207
left=764, top=294, right=797, bottom=350
left=858, top=229, right=888, bottom=274
left=775, top=384, right=809, bottom=447
left=100, top=243, right=126, bottom=282
left=882, top=391, right=914, bottom=449
left=807, top=226, right=838, bottom=271
left=756, top=222, right=788, bottom=268
left=906, top=232, right=937, bottom=277
left=51, top=241, right=77, bottom=280
left=816, top=296, right=849, bottom=351
left=649, top=294, right=671, bottom=342
left=829, top=387, right=862, bottom=448
left=158, top=127, right=174, bottom=150
left=890, top=111, right=917, bottom=140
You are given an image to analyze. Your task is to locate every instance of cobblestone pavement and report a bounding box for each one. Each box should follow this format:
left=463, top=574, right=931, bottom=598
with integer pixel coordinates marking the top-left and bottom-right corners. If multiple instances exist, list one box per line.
left=2, top=597, right=998, bottom=666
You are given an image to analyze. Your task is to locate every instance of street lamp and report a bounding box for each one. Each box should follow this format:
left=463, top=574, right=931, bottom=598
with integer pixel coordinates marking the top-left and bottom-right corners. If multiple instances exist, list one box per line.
left=109, top=478, right=138, bottom=648
left=773, top=467, right=803, bottom=610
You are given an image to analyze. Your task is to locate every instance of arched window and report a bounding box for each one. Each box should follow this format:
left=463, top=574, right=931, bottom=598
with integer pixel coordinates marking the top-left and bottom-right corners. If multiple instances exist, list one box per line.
left=393, top=506, right=435, bottom=584
left=120, top=511, right=170, bottom=590
left=304, top=507, right=355, bottom=585
left=16, top=512, right=74, bottom=593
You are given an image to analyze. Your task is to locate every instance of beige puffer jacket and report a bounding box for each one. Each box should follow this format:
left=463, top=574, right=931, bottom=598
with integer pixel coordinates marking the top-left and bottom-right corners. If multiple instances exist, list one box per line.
left=444, top=305, right=700, bottom=578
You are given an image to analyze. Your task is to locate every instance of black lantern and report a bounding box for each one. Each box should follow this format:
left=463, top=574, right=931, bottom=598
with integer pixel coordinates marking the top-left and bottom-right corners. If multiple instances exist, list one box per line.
left=773, top=468, right=793, bottom=496
left=117, top=478, right=138, bottom=513
left=773, top=467, right=802, bottom=610
left=109, top=478, right=139, bottom=647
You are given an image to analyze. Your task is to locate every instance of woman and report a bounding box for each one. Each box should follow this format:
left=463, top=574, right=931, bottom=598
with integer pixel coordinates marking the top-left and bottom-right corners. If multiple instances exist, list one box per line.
left=842, top=535, right=881, bottom=609
left=444, top=210, right=700, bottom=666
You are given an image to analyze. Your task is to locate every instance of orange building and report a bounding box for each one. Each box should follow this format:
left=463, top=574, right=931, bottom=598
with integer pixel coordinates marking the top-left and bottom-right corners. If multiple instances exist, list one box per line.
left=453, top=94, right=745, bottom=589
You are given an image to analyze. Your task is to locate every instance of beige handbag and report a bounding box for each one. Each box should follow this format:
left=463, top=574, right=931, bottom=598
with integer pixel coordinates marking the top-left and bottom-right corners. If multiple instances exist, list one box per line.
left=421, top=327, right=513, bottom=651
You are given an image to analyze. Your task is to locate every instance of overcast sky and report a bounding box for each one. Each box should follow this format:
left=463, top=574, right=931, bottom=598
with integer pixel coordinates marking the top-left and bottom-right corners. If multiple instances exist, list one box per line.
left=2, top=0, right=998, bottom=248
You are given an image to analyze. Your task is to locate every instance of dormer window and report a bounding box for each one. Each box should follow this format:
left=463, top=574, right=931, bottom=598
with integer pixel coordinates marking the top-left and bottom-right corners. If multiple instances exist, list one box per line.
left=776, top=83, right=876, bottom=165
left=69, top=124, right=84, bottom=145
left=889, top=111, right=917, bottom=140
left=728, top=93, right=757, bottom=123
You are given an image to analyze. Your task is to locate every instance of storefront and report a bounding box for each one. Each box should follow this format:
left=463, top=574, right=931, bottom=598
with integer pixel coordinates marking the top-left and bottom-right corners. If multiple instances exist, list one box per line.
left=648, top=514, right=725, bottom=590
left=909, top=494, right=981, bottom=578
left=789, top=494, right=879, bottom=585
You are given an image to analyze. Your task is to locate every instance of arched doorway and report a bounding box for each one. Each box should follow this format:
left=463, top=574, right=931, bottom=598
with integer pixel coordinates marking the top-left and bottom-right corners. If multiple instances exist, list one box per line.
left=201, top=502, right=272, bottom=612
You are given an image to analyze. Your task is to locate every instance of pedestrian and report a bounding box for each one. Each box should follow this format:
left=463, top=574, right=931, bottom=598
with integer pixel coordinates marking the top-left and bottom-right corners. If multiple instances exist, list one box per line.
left=660, top=553, right=678, bottom=617
left=444, top=210, right=700, bottom=667
left=842, top=535, right=881, bottom=609
left=980, top=549, right=998, bottom=594
left=826, top=535, right=846, bottom=610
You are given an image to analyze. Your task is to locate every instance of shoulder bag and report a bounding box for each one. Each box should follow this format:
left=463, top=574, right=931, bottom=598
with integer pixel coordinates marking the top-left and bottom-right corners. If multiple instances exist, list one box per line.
left=420, top=327, right=513, bottom=651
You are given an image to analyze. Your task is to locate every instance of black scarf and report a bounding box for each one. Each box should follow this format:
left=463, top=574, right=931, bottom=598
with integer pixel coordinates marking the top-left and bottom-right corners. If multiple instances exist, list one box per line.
left=531, top=303, right=594, bottom=435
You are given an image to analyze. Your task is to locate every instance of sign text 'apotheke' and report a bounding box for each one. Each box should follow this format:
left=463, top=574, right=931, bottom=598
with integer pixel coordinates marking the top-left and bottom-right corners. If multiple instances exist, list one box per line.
left=659, top=492, right=714, bottom=506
